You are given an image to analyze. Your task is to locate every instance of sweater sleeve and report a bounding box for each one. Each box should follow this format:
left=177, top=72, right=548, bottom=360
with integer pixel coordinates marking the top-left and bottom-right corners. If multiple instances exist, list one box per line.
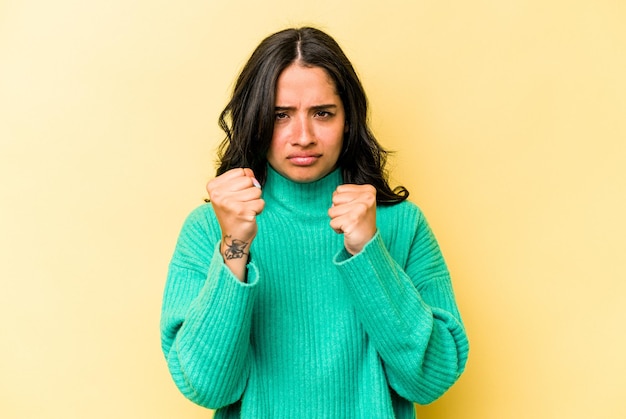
left=333, top=207, right=469, bottom=405
left=160, top=205, right=259, bottom=409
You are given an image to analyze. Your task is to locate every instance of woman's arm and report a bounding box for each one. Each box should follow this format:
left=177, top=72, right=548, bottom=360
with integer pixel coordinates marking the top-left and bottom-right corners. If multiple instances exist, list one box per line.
left=160, top=206, right=259, bottom=408
left=334, top=206, right=469, bottom=404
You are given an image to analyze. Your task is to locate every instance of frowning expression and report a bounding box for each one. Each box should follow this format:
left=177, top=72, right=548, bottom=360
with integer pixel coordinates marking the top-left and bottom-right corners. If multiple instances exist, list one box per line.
left=267, top=63, right=345, bottom=183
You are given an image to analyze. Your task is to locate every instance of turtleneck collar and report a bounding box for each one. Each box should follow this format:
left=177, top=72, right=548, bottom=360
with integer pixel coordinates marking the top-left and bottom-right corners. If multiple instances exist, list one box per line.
left=261, top=165, right=343, bottom=219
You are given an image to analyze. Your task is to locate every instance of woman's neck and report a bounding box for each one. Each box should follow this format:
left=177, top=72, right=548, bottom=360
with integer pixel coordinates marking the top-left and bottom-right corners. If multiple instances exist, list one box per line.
left=261, top=166, right=342, bottom=218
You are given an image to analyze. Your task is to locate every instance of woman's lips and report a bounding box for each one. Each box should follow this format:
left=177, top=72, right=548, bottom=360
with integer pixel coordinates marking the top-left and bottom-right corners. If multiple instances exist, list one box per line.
left=288, top=154, right=321, bottom=166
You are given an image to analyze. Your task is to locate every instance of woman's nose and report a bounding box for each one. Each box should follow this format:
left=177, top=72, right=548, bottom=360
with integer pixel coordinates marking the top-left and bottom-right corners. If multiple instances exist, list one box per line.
left=292, top=117, right=315, bottom=146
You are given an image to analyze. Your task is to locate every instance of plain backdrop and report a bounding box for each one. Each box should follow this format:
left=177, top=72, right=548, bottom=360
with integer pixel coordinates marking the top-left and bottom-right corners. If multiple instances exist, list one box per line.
left=1, top=0, right=625, bottom=418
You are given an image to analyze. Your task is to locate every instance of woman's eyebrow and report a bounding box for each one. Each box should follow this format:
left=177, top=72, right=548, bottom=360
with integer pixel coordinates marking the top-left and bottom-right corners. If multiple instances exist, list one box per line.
left=311, top=104, right=338, bottom=111
left=274, top=106, right=296, bottom=111
left=274, top=103, right=337, bottom=112
left=274, top=104, right=338, bottom=111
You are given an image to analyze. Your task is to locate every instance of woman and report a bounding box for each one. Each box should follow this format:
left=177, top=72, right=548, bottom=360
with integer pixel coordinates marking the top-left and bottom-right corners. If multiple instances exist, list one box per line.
left=161, top=27, right=469, bottom=418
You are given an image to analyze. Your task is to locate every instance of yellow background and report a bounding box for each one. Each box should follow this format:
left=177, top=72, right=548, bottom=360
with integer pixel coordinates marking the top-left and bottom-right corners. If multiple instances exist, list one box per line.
left=1, top=0, right=625, bottom=418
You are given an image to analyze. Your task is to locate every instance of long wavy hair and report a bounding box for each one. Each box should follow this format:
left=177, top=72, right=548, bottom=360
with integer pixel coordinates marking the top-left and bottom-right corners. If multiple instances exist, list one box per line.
left=216, top=27, right=408, bottom=205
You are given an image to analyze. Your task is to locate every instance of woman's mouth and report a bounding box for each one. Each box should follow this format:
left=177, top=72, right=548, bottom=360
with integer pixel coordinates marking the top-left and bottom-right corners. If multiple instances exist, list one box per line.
left=288, top=154, right=321, bottom=166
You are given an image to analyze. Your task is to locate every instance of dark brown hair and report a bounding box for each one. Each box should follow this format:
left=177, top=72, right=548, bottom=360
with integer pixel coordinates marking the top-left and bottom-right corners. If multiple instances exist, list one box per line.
left=216, top=27, right=408, bottom=204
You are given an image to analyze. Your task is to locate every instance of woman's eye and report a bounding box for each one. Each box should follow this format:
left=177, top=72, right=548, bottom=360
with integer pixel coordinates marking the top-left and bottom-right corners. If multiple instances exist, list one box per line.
left=275, top=112, right=288, bottom=120
left=315, top=111, right=332, bottom=118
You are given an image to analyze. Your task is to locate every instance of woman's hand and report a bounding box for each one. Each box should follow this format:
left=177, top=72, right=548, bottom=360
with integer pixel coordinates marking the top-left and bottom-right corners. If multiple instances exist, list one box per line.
left=328, top=184, right=377, bottom=255
left=206, top=168, right=264, bottom=281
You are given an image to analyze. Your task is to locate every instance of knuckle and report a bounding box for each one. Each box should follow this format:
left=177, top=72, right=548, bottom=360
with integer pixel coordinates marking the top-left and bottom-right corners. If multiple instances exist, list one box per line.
left=355, top=202, right=368, bottom=214
left=208, top=189, right=222, bottom=203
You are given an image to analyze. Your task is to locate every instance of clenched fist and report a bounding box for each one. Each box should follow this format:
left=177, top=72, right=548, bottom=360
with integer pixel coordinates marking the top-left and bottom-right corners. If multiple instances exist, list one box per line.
left=328, top=184, right=377, bottom=255
left=206, top=168, right=265, bottom=281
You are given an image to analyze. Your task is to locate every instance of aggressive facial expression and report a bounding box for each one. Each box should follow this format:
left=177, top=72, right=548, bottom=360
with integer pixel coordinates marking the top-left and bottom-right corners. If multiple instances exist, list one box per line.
left=267, top=63, right=345, bottom=183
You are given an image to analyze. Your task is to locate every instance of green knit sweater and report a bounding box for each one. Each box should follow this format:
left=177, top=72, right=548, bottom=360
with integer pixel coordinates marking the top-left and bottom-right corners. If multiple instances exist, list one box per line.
left=161, top=167, right=469, bottom=418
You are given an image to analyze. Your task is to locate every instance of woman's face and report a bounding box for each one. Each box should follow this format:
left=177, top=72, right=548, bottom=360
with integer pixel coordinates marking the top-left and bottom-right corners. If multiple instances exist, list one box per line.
left=267, top=63, right=345, bottom=183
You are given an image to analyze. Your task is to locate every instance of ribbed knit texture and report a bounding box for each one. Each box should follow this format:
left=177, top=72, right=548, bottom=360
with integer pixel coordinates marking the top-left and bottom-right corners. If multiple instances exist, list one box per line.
left=161, top=167, right=469, bottom=418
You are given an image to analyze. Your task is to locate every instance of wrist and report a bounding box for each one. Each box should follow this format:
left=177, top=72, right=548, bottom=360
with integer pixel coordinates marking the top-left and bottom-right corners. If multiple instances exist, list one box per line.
left=221, top=235, right=251, bottom=282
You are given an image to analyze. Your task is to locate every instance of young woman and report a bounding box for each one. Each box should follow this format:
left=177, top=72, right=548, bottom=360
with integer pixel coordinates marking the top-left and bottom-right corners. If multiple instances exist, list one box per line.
left=161, top=27, right=469, bottom=418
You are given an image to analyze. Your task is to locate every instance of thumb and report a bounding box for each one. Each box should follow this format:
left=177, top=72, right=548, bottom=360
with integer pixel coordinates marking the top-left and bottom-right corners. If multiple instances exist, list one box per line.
left=243, top=168, right=261, bottom=189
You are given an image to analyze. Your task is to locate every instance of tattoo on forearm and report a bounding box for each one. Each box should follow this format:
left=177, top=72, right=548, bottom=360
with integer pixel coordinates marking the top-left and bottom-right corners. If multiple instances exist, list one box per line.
left=222, top=235, right=249, bottom=260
